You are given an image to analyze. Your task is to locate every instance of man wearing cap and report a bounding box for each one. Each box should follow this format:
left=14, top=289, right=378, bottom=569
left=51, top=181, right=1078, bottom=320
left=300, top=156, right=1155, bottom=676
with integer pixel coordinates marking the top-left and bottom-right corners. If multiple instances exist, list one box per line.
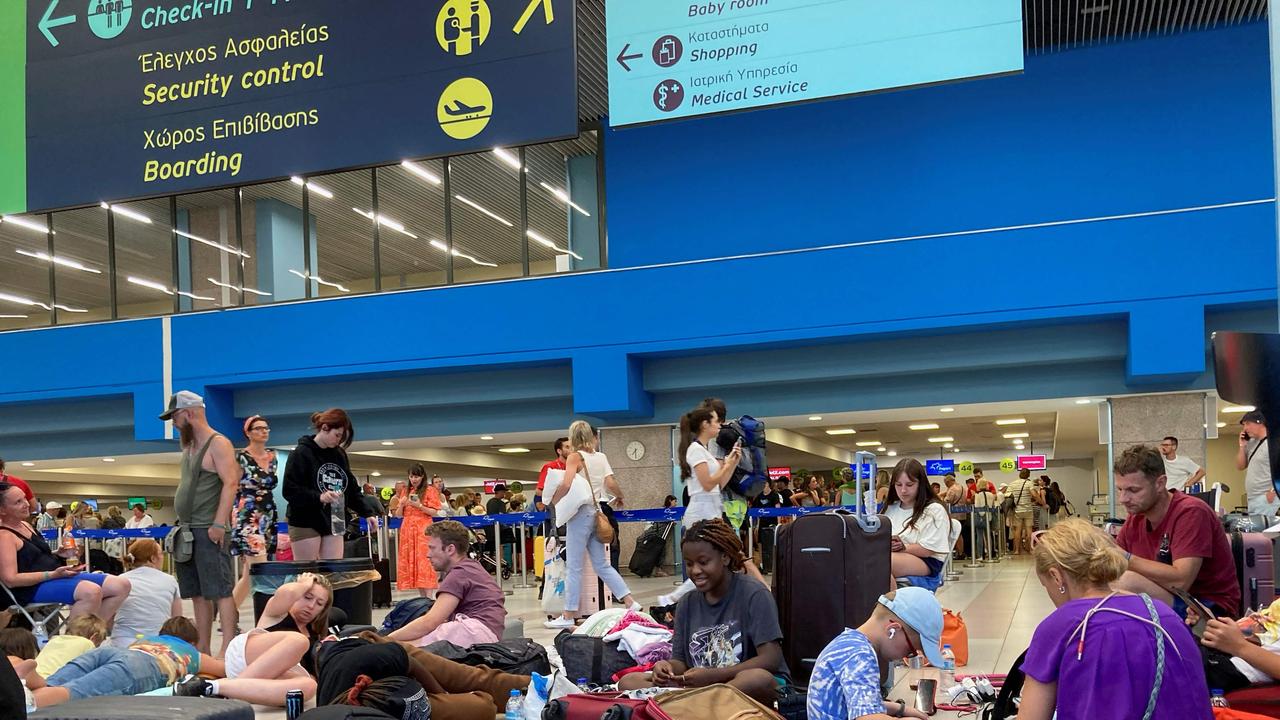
left=1237, top=410, right=1274, bottom=517
left=807, top=587, right=941, bottom=720
left=161, top=390, right=240, bottom=656
left=35, top=501, right=60, bottom=533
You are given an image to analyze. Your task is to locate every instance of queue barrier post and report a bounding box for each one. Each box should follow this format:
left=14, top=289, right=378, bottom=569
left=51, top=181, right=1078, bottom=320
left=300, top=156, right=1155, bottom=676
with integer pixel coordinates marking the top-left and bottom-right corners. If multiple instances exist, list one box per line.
left=965, top=507, right=982, bottom=569
left=513, top=521, right=533, bottom=589
left=493, top=518, right=512, bottom=596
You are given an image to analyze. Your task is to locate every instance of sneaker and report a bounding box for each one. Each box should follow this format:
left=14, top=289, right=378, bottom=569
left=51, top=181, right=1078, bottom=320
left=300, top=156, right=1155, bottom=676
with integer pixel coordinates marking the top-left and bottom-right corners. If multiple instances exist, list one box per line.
left=543, top=616, right=576, bottom=630
left=172, top=675, right=212, bottom=697
left=628, top=601, right=643, bottom=613
left=657, top=594, right=675, bottom=607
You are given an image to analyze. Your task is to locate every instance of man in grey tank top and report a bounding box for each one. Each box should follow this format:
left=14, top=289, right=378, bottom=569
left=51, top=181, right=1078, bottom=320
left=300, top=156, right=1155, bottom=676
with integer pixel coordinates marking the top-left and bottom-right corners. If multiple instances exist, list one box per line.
left=161, top=390, right=240, bottom=657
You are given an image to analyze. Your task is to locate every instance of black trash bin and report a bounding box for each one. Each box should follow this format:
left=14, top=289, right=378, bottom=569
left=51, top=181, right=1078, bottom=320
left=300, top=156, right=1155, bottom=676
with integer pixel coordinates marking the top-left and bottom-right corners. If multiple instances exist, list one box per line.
left=250, top=558, right=376, bottom=627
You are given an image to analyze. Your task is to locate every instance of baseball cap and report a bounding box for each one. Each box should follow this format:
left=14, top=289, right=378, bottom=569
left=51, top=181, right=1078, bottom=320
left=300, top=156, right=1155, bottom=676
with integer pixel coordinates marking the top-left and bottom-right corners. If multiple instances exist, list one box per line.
left=879, top=587, right=945, bottom=667
left=43, top=501, right=61, bottom=511
left=1241, top=410, right=1267, bottom=426
left=159, top=390, right=205, bottom=420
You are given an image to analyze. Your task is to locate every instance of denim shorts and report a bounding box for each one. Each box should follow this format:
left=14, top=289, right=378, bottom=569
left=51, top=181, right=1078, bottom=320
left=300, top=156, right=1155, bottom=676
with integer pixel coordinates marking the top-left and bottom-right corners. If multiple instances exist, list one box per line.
left=31, top=572, right=106, bottom=604
left=47, top=646, right=166, bottom=699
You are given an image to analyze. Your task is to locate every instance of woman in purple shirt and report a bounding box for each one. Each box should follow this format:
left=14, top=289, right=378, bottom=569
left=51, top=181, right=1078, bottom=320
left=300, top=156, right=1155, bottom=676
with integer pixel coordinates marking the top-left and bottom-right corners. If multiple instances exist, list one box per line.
left=1019, top=518, right=1210, bottom=720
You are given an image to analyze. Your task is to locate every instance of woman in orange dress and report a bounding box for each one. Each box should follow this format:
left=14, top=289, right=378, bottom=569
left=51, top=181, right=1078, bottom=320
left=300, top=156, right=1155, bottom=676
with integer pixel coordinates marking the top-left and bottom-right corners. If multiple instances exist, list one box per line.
left=394, top=464, right=440, bottom=597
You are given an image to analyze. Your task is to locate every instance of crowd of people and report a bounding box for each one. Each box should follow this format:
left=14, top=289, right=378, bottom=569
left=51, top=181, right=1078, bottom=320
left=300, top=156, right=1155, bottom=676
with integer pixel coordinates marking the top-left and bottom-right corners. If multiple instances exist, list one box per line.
left=0, top=392, right=1276, bottom=719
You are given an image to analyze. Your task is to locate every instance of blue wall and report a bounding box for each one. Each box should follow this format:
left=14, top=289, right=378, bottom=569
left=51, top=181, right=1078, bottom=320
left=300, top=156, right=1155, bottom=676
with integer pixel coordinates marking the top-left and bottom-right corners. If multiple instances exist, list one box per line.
left=0, top=25, right=1276, bottom=459
left=605, top=23, right=1273, bottom=266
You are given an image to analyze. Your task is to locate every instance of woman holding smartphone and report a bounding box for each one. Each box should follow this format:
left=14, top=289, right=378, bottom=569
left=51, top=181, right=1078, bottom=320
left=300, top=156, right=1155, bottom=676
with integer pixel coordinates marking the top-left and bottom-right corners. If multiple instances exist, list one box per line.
left=659, top=405, right=769, bottom=608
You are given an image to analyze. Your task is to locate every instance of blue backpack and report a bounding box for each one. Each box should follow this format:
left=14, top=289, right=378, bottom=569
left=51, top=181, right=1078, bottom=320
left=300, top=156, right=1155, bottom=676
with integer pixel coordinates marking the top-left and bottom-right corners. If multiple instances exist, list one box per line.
left=379, top=596, right=434, bottom=634
left=724, top=415, right=768, bottom=499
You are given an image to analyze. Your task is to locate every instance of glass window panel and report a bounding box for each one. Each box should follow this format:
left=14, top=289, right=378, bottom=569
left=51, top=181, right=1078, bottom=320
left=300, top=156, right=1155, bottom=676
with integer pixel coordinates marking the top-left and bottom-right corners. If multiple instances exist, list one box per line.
left=308, top=170, right=375, bottom=297
left=375, top=161, right=448, bottom=290
left=526, top=132, right=601, bottom=273
left=449, top=152, right=523, bottom=282
left=112, top=198, right=175, bottom=319
left=177, top=189, right=248, bottom=310
left=0, top=214, right=54, bottom=330
left=50, top=206, right=112, bottom=323
left=240, top=181, right=308, bottom=302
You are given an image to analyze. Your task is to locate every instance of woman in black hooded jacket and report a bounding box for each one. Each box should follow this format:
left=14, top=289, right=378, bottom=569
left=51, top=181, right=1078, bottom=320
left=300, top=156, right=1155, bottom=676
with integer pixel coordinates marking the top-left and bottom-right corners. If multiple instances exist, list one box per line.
left=284, top=408, right=374, bottom=560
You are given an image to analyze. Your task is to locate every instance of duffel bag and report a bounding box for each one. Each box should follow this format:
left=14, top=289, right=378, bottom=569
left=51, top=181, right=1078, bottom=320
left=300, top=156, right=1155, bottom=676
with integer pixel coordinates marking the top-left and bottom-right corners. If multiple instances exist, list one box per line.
left=653, top=684, right=781, bottom=720
left=542, top=692, right=671, bottom=720
left=298, top=707, right=397, bottom=720
left=553, top=630, right=634, bottom=686
left=420, top=637, right=551, bottom=676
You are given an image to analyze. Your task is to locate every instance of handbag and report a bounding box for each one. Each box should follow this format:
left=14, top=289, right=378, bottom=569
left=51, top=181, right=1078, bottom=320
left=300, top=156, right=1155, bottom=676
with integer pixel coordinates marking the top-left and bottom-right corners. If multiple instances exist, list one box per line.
left=941, top=609, right=969, bottom=666
left=579, top=453, right=615, bottom=545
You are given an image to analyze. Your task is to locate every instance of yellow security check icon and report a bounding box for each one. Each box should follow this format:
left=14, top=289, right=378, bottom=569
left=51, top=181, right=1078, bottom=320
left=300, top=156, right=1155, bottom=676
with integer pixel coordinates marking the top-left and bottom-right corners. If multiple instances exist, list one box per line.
left=438, top=77, right=493, bottom=139
left=437, top=0, right=491, bottom=56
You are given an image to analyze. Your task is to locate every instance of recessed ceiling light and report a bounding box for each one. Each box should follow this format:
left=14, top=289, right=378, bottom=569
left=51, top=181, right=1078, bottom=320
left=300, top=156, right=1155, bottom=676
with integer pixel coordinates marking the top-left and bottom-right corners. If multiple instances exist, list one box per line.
left=21, top=462, right=34, bottom=467
left=1217, top=422, right=1228, bottom=428
left=995, top=418, right=1026, bottom=426
left=1003, top=432, right=1029, bottom=439
left=808, top=416, right=822, bottom=421
left=944, top=443, right=954, bottom=449
left=102, top=458, right=115, bottom=463
left=855, top=441, right=881, bottom=447
left=909, top=423, right=940, bottom=431
left=380, top=441, right=395, bottom=446
left=370, top=471, right=382, bottom=477
left=480, top=435, right=494, bottom=441
left=1075, top=399, right=1093, bottom=405
left=826, top=429, right=856, bottom=436
left=888, top=450, right=898, bottom=456
left=927, top=436, right=954, bottom=443
left=877, top=446, right=887, bottom=452
left=498, top=447, right=530, bottom=454
left=1223, top=405, right=1256, bottom=414
left=939, top=407, right=955, bottom=413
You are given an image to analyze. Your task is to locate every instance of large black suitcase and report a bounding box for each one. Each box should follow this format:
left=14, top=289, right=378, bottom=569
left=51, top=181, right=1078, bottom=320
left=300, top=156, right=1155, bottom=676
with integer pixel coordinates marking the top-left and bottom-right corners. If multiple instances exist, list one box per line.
left=628, top=521, right=673, bottom=577
left=30, top=696, right=254, bottom=719
left=774, top=452, right=890, bottom=682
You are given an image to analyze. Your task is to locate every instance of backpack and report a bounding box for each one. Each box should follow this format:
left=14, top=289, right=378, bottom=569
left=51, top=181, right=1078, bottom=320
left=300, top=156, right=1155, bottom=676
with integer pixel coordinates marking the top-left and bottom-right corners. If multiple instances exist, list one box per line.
left=378, top=596, right=434, bottom=634
left=1045, top=490, right=1062, bottom=515
left=720, top=416, right=769, bottom=499
left=982, top=650, right=1026, bottom=720
left=421, top=638, right=551, bottom=676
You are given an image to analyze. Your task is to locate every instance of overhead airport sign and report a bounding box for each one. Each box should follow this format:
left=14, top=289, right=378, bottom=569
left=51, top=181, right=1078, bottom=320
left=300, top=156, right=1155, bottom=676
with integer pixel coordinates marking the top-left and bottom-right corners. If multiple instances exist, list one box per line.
left=924, top=459, right=955, bottom=476
left=606, top=0, right=1023, bottom=127
left=8, top=0, right=575, bottom=212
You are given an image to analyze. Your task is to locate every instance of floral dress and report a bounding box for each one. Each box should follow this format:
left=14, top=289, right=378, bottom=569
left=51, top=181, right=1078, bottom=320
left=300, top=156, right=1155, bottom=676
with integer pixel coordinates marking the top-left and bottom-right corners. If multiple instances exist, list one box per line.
left=396, top=486, right=441, bottom=591
left=233, top=449, right=279, bottom=557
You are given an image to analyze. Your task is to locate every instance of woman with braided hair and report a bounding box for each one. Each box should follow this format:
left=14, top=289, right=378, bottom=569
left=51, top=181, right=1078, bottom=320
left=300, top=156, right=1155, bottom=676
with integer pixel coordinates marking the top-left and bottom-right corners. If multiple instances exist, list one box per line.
left=619, top=519, right=788, bottom=704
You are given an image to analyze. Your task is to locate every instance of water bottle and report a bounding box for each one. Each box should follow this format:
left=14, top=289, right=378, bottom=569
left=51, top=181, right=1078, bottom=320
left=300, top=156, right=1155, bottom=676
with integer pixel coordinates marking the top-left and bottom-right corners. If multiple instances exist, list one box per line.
left=939, top=645, right=956, bottom=689
left=505, top=689, right=523, bottom=720
left=577, top=677, right=591, bottom=692
left=1210, top=689, right=1230, bottom=708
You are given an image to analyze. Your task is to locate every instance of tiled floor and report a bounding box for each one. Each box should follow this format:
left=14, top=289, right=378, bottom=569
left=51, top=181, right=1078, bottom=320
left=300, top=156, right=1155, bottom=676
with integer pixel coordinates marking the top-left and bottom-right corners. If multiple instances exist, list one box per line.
left=191, top=555, right=1053, bottom=718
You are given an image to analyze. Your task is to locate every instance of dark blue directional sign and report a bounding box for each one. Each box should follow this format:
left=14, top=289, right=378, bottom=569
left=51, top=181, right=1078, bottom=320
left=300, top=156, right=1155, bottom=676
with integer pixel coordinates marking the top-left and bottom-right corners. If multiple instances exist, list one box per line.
left=22, top=0, right=576, bottom=211
left=925, top=459, right=956, bottom=476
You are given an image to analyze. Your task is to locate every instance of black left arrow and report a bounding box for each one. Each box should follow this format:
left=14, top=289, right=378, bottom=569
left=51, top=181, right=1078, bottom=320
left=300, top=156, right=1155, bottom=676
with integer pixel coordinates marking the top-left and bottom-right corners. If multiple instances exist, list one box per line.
left=616, top=43, right=643, bottom=72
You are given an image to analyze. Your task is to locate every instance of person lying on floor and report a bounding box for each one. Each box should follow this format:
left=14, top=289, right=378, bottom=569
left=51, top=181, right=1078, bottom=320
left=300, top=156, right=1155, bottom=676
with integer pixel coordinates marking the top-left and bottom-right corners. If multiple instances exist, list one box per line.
left=173, top=571, right=335, bottom=704
left=318, top=633, right=530, bottom=720
left=386, top=520, right=507, bottom=647
left=15, top=617, right=226, bottom=706
left=618, top=518, right=787, bottom=704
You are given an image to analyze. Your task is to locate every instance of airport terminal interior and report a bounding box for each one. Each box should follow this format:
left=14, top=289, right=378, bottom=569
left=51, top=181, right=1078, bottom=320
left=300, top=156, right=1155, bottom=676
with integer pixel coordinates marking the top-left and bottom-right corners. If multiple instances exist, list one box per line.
left=6, top=0, right=1280, bottom=718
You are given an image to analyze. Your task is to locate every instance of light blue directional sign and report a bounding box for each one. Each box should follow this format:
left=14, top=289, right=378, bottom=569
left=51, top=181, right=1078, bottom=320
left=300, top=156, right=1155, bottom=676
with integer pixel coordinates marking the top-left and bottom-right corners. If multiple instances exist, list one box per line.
left=607, top=0, right=1023, bottom=127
